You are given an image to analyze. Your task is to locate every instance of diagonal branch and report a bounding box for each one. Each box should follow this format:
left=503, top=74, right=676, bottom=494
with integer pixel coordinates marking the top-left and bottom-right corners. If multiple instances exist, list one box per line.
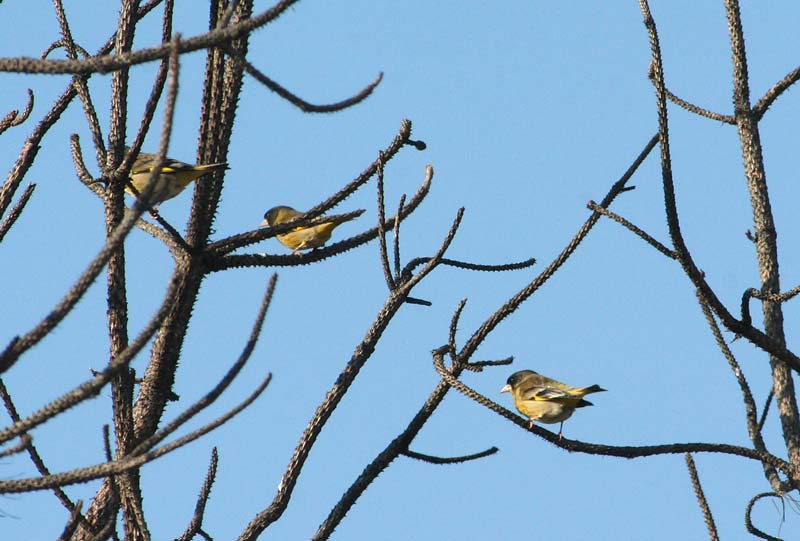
left=459, top=133, right=657, bottom=362
left=0, top=88, right=34, bottom=134
left=587, top=200, right=676, bottom=258
left=0, top=184, right=153, bottom=374
left=0, top=269, right=184, bottom=446
left=239, top=210, right=464, bottom=541
left=684, top=454, right=720, bottom=541
left=176, top=448, right=219, bottom=541
left=310, top=346, right=473, bottom=541
left=753, top=64, right=800, bottom=119
left=0, top=378, right=76, bottom=511
left=696, top=292, right=784, bottom=492
left=0, top=183, right=35, bottom=243
left=223, top=43, right=383, bottom=112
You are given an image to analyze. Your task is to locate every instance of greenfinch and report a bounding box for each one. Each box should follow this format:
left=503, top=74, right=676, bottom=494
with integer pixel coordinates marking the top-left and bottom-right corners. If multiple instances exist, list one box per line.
left=125, top=150, right=227, bottom=205
left=501, top=369, right=606, bottom=438
left=260, top=205, right=358, bottom=254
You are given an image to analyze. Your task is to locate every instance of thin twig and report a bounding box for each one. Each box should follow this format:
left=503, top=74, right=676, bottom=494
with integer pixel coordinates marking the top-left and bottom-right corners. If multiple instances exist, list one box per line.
left=449, top=299, right=467, bottom=352
left=56, top=501, right=84, bottom=541
left=0, top=183, right=35, bottom=243
left=393, top=195, right=405, bottom=280
left=129, top=275, right=277, bottom=457
left=0, top=269, right=184, bottom=446
left=0, top=378, right=76, bottom=510
left=0, top=375, right=272, bottom=493
left=745, top=492, right=784, bottom=541
left=401, top=256, right=537, bottom=280
left=176, top=448, right=219, bottom=541
left=0, top=88, right=34, bottom=134
left=376, top=153, right=396, bottom=289
left=223, top=43, right=383, bottom=113
left=741, top=285, right=800, bottom=326
left=0, top=180, right=153, bottom=373
left=661, top=86, right=734, bottom=124
left=696, top=291, right=783, bottom=491
left=464, top=356, right=514, bottom=373
left=754, top=64, right=800, bottom=119
left=459, top=133, right=657, bottom=362
left=402, top=447, right=499, bottom=465
left=758, top=392, right=774, bottom=434
left=53, top=0, right=105, bottom=161
left=588, top=200, right=676, bottom=258
left=684, top=454, right=720, bottom=541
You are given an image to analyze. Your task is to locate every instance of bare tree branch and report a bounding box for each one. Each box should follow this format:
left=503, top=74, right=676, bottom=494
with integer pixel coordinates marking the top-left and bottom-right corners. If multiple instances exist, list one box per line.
left=376, top=153, right=397, bottom=290
left=0, top=374, right=272, bottom=494
left=754, top=64, right=800, bottom=119
left=0, top=183, right=35, bottom=243
left=0, top=378, right=76, bottom=511
left=431, top=345, right=794, bottom=475
left=176, top=448, right=219, bottom=541
left=648, top=61, right=734, bottom=124
left=696, top=292, right=784, bottom=492
left=721, top=0, right=800, bottom=473
left=0, top=1, right=303, bottom=75
left=402, top=447, right=499, bottom=465
left=587, top=200, right=676, bottom=258
left=239, top=209, right=465, bottom=541
left=0, top=88, right=34, bottom=134
left=223, top=43, right=383, bottom=113
left=638, top=0, right=800, bottom=376
left=745, top=492, right=784, bottom=541
left=56, top=501, right=84, bottom=541
left=458, top=133, right=656, bottom=362
left=684, top=454, right=720, bottom=541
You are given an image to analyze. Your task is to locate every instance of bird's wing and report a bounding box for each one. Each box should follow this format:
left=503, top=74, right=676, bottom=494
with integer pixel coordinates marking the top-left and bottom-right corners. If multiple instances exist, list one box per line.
left=160, top=158, right=197, bottom=172
left=520, top=385, right=572, bottom=401
left=131, top=158, right=194, bottom=174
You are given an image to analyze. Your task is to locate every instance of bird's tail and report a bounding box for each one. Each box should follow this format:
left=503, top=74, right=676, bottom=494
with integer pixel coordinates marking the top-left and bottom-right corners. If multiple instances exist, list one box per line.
left=578, top=384, right=606, bottom=396
left=323, top=209, right=366, bottom=228
left=194, top=162, right=228, bottom=173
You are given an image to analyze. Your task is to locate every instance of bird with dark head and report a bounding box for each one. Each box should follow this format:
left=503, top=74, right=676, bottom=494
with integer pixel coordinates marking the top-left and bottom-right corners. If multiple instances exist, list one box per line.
left=125, top=149, right=228, bottom=205
left=260, top=205, right=359, bottom=255
left=501, top=369, right=606, bottom=439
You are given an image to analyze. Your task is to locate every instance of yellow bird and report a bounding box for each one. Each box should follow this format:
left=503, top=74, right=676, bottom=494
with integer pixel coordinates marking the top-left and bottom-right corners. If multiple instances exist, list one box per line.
left=501, top=369, right=606, bottom=438
left=260, top=205, right=358, bottom=254
left=125, top=150, right=227, bottom=205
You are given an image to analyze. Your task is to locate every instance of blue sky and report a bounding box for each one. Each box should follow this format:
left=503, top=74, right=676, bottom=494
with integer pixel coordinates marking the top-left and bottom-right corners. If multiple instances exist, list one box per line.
left=1, top=1, right=800, bottom=540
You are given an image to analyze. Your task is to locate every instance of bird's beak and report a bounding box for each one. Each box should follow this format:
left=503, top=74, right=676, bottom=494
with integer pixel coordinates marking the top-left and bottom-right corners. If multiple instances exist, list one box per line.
left=259, top=218, right=270, bottom=228
left=500, top=384, right=512, bottom=393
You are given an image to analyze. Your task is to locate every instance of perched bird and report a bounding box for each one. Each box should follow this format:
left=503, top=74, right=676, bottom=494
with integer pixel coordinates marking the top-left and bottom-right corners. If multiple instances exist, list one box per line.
left=125, top=150, right=227, bottom=205
left=260, top=205, right=358, bottom=254
left=501, top=369, right=606, bottom=438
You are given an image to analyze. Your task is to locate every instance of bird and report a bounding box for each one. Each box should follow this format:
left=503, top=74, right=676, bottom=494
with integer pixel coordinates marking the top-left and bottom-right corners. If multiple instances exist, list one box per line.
left=500, top=369, right=606, bottom=439
left=260, top=205, right=359, bottom=254
left=125, top=150, right=227, bottom=205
